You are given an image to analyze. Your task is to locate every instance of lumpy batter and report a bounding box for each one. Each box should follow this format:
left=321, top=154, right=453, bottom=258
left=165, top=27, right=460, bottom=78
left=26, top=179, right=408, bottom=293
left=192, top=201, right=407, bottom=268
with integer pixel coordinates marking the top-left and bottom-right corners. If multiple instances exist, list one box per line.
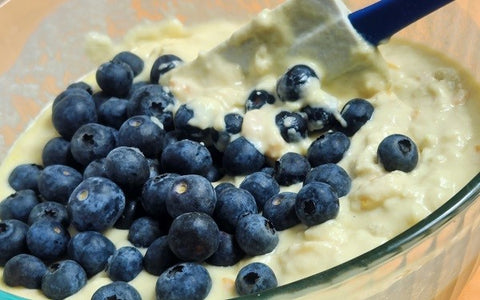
left=1, top=8, right=480, bottom=300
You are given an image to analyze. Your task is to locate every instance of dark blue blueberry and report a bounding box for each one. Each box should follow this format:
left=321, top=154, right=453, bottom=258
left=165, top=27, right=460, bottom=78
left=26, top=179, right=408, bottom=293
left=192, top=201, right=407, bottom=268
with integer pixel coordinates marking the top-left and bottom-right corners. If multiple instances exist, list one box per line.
left=83, top=158, right=108, bottom=179
left=263, top=192, right=300, bottom=231
left=70, top=123, right=118, bottom=166
left=128, top=216, right=165, bottom=248
left=301, top=105, right=336, bottom=132
left=67, top=81, right=93, bottom=94
left=235, top=213, right=278, bottom=256
left=127, top=84, right=176, bottom=131
left=92, top=281, right=142, bottom=300
left=118, top=115, right=165, bottom=158
left=28, top=201, right=70, bottom=228
left=295, top=182, right=339, bottom=226
left=239, top=172, right=280, bottom=210
left=150, top=54, right=183, bottom=84
left=260, top=166, right=275, bottom=176
left=38, top=164, right=83, bottom=204
left=26, top=220, right=70, bottom=261
left=166, top=174, right=216, bottom=218
left=52, top=91, right=97, bottom=139
left=0, top=220, right=28, bottom=266
left=204, top=164, right=225, bottom=182
left=0, top=190, right=39, bottom=222
left=276, top=64, right=318, bottom=102
left=52, top=87, right=91, bottom=109
left=173, top=104, right=209, bottom=141
left=337, top=98, right=374, bottom=136
left=304, top=163, right=351, bottom=197
left=224, top=113, right=244, bottom=134
left=223, top=137, right=265, bottom=176
left=144, top=236, right=178, bottom=276
left=245, top=90, right=275, bottom=111
left=162, top=130, right=185, bottom=149
left=142, top=173, right=179, bottom=219
left=307, top=131, right=350, bottom=167
left=105, top=146, right=150, bottom=192
left=275, top=111, right=308, bottom=143
left=274, top=152, right=311, bottom=186
left=206, top=231, right=244, bottom=267
left=155, top=262, right=211, bottom=300
left=67, top=176, right=125, bottom=232
left=213, top=187, right=257, bottom=233
left=377, top=134, right=418, bottom=172
left=114, top=198, right=147, bottom=230
left=235, top=262, right=278, bottom=296
left=214, top=182, right=235, bottom=198
left=92, top=90, right=111, bottom=109
left=127, top=81, right=149, bottom=99
left=8, top=164, right=42, bottom=192
left=3, top=254, right=47, bottom=289
left=97, top=97, right=130, bottom=129
left=161, top=139, right=213, bottom=176
left=41, top=260, right=87, bottom=299
left=96, top=60, right=134, bottom=97
left=42, top=137, right=77, bottom=168
left=113, top=51, right=144, bottom=76
left=167, top=212, right=220, bottom=262
left=67, top=231, right=115, bottom=277
left=106, top=246, right=143, bottom=282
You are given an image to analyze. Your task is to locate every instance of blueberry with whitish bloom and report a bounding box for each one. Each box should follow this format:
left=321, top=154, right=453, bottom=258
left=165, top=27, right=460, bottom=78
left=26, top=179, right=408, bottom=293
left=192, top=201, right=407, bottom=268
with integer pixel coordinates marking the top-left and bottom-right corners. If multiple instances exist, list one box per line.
left=3, top=254, right=47, bottom=289
left=112, top=51, right=144, bottom=76
left=0, top=219, right=29, bottom=266
left=206, top=231, right=245, bottom=267
left=83, top=158, right=108, bottom=179
left=0, top=190, right=39, bottom=223
left=28, top=201, right=70, bottom=228
left=42, top=137, right=77, bottom=168
left=26, top=220, right=70, bottom=262
left=235, top=213, right=279, bottom=256
left=235, top=262, right=278, bottom=296
left=377, top=134, right=419, bottom=173
left=239, top=171, right=280, bottom=210
left=295, top=182, right=339, bottom=226
left=96, top=60, right=134, bottom=97
left=223, top=137, right=265, bottom=176
left=274, top=152, right=311, bottom=186
left=142, top=173, right=180, bottom=219
left=106, top=246, right=143, bottom=282
left=8, top=163, right=42, bottom=192
left=117, top=115, right=165, bottom=158
left=66, top=81, right=93, bottom=94
left=105, top=146, right=150, bottom=192
left=304, top=163, right=352, bottom=197
left=307, top=131, right=350, bottom=167
left=92, top=281, right=142, bottom=300
left=128, top=216, right=165, bottom=248
left=161, top=139, right=213, bottom=176
left=263, top=192, right=300, bottom=231
left=144, top=236, right=178, bottom=276
left=38, top=164, right=83, bottom=205
left=41, top=260, right=87, bottom=299
left=70, top=123, right=118, bottom=166
left=213, top=187, right=258, bottom=233
left=97, top=97, right=130, bottom=129
left=114, top=198, right=147, bottom=230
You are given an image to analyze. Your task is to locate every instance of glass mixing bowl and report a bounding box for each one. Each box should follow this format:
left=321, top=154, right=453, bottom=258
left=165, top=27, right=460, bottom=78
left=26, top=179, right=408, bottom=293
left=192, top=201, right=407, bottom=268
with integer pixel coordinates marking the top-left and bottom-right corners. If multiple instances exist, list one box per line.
left=0, top=0, right=479, bottom=299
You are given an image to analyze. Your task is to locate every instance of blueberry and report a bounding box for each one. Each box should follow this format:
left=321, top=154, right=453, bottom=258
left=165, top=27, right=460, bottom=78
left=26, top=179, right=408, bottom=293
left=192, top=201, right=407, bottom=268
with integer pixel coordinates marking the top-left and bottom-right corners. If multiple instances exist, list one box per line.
left=144, top=236, right=178, bottom=276
left=3, top=254, right=47, bottom=289
left=260, top=166, right=275, bottom=176
left=156, top=262, right=211, bottom=300
left=150, top=54, right=183, bottom=84
left=214, top=182, right=236, bottom=198
left=112, top=51, right=144, bottom=76
left=224, top=113, right=244, bottom=134
left=245, top=89, right=275, bottom=111
left=8, top=164, right=42, bottom=192
left=67, top=231, right=115, bottom=277
left=307, top=131, right=350, bottom=167
left=239, top=172, right=280, bottom=210
left=295, top=182, right=339, bottom=226
left=142, top=173, right=180, bottom=219
left=92, top=281, right=142, bottom=300
left=128, top=83, right=176, bottom=131
left=235, top=213, right=278, bottom=256
left=118, top=115, right=165, bottom=158
left=173, top=104, right=209, bottom=141
left=38, top=164, right=83, bottom=204
left=161, top=139, right=213, bottom=176
left=28, top=201, right=70, bottom=228
left=147, top=158, right=162, bottom=178
left=235, top=262, right=278, bottom=296
left=274, top=152, right=311, bottom=186
left=42, top=137, right=77, bottom=168
left=213, top=187, right=258, bottom=233
left=275, top=111, right=308, bottom=143
left=68, top=176, right=125, bottom=232
left=127, top=80, right=150, bottom=98
left=70, top=123, right=118, bottom=166
left=97, top=97, right=130, bottom=129
left=0, top=190, right=39, bottom=222
left=105, top=146, right=150, bottom=192
left=128, top=216, right=165, bottom=248
left=96, top=60, right=134, bottom=97
left=337, top=98, right=374, bottom=136
left=41, top=260, right=87, bottom=299
left=26, top=220, right=70, bottom=261
left=276, top=64, right=318, bottom=102
left=106, top=246, right=143, bottom=282
left=377, top=134, right=419, bottom=172
left=163, top=130, right=185, bottom=149
left=114, top=198, right=147, bottom=230
left=223, top=137, right=265, bottom=176
left=168, top=212, right=220, bottom=262
left=52, top=87, right=92, bottom=109
left=92, top=90, right=111, bottom=108
left=52, top=91, right=97, bottom=139
left=0, top=220, right=28, bottom=266
left=83, top=158, right=108, bottom=179
left=67, top=81, right=93, bottom=94
left=206, top=231, right=245, bottom=267
left=263, top=192, right=300, bottom=231
left=166, top=174, right=217, bottom=218
left=304, top=163, right=351, bottom=197
left=301, top=105, right=336, bottom=132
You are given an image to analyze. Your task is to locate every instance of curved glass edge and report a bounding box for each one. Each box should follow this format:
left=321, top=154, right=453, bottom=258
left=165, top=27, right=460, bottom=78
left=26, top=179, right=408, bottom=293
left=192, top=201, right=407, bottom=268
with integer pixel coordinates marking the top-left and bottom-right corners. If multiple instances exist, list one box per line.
left=0, top=290, right=28, bottom=300
left=233, top=172, right=480, bottom=299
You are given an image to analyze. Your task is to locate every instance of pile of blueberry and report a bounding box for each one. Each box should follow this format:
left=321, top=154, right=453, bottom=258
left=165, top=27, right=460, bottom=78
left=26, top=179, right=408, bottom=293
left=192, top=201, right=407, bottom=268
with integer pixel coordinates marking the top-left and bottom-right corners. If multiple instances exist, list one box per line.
left=0, top=50, right=419, bottom=300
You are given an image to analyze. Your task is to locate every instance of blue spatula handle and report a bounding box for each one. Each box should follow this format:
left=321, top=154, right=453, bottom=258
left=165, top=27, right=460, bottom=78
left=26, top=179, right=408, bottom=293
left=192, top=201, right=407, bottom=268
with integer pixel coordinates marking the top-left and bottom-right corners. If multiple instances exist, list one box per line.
left=348, top=0, right=455, bottom=46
